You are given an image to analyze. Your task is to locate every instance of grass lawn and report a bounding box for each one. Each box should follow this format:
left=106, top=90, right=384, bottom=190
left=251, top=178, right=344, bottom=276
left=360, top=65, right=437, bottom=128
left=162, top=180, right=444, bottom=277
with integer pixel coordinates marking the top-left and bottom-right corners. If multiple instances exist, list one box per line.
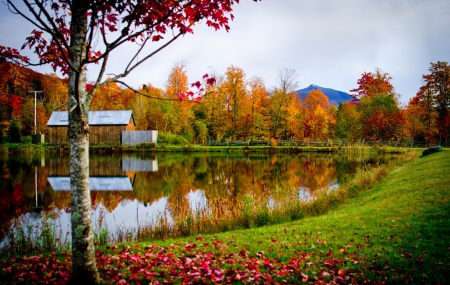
left=1, top=149, right=449, bottom=284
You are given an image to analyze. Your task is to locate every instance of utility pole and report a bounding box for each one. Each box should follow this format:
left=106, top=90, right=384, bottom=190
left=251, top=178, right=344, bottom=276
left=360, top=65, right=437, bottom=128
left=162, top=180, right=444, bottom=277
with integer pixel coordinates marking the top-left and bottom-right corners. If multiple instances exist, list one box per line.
left=28, top=91, right=42, bottom=134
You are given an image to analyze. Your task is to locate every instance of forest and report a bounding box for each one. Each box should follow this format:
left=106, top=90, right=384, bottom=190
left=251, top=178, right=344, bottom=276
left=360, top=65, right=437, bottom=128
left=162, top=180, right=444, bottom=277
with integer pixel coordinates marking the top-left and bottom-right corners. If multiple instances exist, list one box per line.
left=1, top=58, right=449, bottom=146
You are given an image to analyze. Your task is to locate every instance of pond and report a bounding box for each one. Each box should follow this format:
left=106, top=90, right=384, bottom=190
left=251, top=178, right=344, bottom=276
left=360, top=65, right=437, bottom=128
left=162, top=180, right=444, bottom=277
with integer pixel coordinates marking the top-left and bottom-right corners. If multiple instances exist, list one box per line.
left=0, top=151, right=390, bottom=246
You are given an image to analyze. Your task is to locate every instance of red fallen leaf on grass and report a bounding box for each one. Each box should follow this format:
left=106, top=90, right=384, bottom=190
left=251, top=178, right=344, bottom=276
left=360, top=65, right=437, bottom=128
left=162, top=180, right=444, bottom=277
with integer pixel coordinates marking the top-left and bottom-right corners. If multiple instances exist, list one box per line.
left=239, top=249, right=248, bottom=258
left=324, top=259, right=341, bottom=266
left=401, top=252, right=412, bottom=259
left=184, top=243, right=197, bottom=252
left=263, top=258, right=276, bottom=271
left=301, top=272, right=310, bottom=282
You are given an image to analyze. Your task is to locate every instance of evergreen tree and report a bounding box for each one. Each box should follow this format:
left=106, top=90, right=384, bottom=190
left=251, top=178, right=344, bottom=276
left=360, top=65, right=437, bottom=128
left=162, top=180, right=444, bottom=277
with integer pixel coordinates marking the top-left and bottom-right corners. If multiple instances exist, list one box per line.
left=0, top=123, right=3, bottom=144
left=7, top=120, right=21, bottom=143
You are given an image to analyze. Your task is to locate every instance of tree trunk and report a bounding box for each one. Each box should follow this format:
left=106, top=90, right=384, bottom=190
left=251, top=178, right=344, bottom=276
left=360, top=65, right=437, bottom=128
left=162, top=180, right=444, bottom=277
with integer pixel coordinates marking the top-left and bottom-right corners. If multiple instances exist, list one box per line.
left=68, top=1, right=99, bottom=283
left=69, top=109, right=99, bottom=284
left=273, top=92, right=286, bottom=138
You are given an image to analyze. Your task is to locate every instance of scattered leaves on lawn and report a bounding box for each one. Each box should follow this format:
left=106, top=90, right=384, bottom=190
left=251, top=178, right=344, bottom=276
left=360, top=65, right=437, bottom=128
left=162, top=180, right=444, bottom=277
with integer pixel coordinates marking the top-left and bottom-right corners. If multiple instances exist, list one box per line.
left=0, top=233, right=436, bottom=284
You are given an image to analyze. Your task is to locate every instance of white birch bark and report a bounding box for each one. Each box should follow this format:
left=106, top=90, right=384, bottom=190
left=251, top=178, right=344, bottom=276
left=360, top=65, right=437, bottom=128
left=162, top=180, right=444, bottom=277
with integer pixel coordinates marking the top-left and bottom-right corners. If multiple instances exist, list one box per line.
left=68, top=1, right=99, bottom=283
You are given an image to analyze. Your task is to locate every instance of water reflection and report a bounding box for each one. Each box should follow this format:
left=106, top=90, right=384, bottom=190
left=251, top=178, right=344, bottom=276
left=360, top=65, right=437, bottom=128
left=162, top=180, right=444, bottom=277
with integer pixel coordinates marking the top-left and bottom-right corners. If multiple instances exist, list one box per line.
left=0, top=152, right=390, bottom=245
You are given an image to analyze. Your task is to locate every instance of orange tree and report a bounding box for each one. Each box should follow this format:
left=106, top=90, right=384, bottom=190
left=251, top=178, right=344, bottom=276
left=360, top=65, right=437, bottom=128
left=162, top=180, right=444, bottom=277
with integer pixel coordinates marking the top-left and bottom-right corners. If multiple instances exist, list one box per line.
left=4, top=0, right=259, bottom=283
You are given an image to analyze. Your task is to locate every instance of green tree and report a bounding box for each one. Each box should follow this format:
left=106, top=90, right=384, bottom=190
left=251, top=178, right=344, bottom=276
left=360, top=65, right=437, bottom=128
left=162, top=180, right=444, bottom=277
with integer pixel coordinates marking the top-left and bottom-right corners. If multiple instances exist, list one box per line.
left=335, top=102, right=361, bottom=142
left=7, top=120, right=21, bottom=143
left=194, top=120, right=208, bottom=145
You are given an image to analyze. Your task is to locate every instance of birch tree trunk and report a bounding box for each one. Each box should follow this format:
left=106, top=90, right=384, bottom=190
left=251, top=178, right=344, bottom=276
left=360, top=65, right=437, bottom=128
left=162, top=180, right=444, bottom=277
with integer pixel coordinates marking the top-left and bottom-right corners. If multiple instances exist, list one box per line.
left=68, top=2, right=99, bottom=283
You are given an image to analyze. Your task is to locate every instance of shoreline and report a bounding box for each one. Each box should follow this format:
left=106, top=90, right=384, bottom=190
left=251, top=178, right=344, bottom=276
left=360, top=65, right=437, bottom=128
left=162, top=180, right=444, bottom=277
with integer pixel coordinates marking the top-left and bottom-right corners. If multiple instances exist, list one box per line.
left=1, top=143, right=410, bottom=154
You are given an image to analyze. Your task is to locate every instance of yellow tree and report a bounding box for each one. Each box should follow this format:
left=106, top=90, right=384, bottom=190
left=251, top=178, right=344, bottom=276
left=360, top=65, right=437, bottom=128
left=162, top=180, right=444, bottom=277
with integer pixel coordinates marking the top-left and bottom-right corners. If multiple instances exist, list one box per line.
left=41, top=73, right=68, bottom=112
left=247, top=76, right=270, bottom=139
left=90, top=81, right=124, bottom=110
left=165, top=62, right=194, bottom=138
left=284, top=93, right=304, bottom=139
left=165, top=62, right=189, bottom=99
left=224, top=66, right=246, bottom=138
left=125, top=87, right=150, bottom=130
left=197, top=74, right=228, bottom=140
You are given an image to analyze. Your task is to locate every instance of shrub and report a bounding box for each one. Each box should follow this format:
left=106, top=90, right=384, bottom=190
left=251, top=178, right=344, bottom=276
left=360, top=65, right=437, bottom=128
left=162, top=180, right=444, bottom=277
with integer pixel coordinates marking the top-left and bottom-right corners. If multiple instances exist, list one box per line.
left=158, top=132, right=189, bottom=145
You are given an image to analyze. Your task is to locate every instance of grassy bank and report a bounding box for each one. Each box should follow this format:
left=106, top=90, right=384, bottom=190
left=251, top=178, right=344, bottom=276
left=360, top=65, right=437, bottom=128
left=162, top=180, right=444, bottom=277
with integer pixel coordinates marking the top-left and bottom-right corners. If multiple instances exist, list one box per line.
left=1, top=142, right=408, bottom=154
left=1, top=149, right=448, bottom=284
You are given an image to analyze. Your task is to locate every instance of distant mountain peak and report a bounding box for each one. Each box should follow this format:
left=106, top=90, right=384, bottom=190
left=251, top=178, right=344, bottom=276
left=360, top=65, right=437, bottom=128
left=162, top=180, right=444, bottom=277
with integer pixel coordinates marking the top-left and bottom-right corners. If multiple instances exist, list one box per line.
left=297, top=84, right=351, bottom=105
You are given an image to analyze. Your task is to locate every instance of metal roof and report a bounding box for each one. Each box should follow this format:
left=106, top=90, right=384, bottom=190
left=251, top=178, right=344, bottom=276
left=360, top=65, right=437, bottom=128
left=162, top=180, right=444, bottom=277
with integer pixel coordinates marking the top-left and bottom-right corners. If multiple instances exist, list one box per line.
left=47, top=176, right=133, bottom=191
left=47, top=110, right=134, bottom=126
left=122, top=157, right=158, bottom=172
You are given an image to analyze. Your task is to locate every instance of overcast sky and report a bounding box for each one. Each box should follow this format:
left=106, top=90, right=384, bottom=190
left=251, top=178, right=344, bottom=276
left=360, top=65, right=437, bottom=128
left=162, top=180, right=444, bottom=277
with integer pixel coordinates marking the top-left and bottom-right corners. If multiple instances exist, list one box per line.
left=1, top=0, right=449, bottom=105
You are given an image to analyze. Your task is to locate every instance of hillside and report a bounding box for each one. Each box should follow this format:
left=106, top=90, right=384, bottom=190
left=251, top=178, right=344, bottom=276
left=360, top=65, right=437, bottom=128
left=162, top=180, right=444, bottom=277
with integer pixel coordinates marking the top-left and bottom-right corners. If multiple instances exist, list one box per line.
left=297, top=84, right=351, bottom=105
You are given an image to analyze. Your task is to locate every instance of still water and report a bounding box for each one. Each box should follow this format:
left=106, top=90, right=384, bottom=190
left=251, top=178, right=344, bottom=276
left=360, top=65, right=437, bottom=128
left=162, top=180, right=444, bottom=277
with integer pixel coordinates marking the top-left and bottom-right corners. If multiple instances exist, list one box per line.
left=0, top=152, right=388, bottom=244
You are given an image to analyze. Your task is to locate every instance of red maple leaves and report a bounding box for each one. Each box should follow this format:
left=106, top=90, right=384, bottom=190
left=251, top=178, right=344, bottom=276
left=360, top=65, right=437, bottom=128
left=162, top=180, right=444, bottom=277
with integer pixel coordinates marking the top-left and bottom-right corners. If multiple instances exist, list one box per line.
left=12, top=0, right=260, bottom=77
left=0, top=46, right=29, bottom=65
left=178, top=74, right=217, bottom=102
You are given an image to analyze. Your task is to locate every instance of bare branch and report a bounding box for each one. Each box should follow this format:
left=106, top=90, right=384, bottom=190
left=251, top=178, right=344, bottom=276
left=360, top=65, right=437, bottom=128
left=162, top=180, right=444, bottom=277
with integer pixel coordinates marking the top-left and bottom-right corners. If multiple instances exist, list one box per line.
left=116, top=80, right=179, bottom=101
left=98, top=32, right=183, bottom=88
left=125, top=37, right=149, bottom=73
left=116, top=80, right=214, bottom=103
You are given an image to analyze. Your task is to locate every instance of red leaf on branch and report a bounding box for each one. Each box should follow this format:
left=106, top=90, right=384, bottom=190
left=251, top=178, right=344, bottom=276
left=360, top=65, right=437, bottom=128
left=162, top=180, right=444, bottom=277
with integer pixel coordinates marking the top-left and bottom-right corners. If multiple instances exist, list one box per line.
left=191, top=81, right=201, bottom=89
left=152, top=35, right=164, bottom=42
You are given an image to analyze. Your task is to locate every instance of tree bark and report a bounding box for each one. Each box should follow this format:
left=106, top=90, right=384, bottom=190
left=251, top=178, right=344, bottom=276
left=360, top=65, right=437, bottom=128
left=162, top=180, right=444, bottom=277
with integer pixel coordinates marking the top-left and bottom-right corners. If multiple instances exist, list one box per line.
left=68, top=1, right=99, bottom=283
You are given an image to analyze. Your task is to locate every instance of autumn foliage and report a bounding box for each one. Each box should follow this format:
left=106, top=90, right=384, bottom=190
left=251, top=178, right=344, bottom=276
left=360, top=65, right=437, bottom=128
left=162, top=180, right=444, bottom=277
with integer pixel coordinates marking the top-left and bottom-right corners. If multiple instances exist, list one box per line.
left=1, top=61, right=450, bottom=145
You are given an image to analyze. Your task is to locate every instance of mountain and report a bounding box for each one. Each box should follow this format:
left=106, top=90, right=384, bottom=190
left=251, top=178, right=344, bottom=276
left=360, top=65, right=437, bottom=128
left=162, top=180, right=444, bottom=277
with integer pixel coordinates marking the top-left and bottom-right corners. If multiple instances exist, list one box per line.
left=296, top=84, right=351, bottom=106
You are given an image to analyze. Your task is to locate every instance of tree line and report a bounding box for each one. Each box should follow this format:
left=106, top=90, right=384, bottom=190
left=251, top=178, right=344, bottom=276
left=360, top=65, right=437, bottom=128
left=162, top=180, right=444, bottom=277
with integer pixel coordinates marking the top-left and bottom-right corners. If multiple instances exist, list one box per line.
left=1, top=60, right=449, bottom=145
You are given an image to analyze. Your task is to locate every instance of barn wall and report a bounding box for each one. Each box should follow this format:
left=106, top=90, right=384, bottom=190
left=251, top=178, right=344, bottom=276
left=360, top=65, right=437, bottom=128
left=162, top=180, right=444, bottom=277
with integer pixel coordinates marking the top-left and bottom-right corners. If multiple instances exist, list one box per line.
left=48, top=127, right=68, bottom=144
left=90, top=125, right=126, bottom=144
left=48, top=155, right=130, bottom=176
left=126, top=118, right=135, bottom=131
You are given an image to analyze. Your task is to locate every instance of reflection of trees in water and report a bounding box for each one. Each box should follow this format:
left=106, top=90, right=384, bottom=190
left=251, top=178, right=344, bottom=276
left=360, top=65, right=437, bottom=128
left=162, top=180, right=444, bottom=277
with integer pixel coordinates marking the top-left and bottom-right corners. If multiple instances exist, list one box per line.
left=0, top=152, right=387, bottom=243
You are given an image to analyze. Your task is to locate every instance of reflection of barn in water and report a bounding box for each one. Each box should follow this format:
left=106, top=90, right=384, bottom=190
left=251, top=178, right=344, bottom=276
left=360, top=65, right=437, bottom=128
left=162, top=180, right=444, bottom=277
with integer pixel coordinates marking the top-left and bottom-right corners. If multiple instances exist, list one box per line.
left=47, top=155, right=158, bottom=191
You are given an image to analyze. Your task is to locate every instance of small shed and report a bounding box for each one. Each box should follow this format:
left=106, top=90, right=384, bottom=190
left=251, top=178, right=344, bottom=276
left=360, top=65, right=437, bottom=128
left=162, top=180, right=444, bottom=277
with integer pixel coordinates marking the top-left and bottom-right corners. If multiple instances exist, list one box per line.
left=47, top=110, right=135, bottom=144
